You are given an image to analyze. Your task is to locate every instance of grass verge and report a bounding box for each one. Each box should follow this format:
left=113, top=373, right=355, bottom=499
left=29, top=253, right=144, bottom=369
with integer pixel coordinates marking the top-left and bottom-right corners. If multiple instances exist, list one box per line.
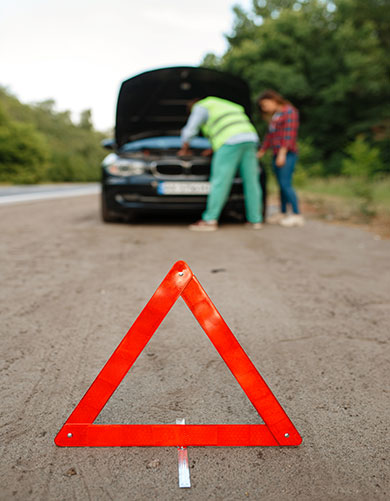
left=267, top=176, right=390, bottom=239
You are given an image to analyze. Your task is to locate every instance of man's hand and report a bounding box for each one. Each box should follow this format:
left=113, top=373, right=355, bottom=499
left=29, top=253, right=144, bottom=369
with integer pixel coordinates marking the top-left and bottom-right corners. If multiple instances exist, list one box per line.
left=178, top=142, right=191, bottom=157
left=201, top=148, right=213, bottom=157
left=275, top=148, right=287, bottom=167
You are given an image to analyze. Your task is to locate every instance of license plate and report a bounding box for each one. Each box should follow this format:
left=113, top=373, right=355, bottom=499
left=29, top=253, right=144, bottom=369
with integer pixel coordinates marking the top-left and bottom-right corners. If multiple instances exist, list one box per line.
left=157, top=182, right=210, bottom=195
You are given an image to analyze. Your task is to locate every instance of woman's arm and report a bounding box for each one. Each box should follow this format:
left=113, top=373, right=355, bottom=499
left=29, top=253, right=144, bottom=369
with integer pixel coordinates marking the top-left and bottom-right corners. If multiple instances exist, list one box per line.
left=257, top=133, right=271, bottom=158
left=275, top=146, right=288, bottom=167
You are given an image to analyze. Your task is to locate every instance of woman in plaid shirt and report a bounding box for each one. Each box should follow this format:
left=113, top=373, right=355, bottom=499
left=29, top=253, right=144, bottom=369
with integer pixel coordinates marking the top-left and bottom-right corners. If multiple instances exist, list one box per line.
left=257, top=90, right=304, bottom=227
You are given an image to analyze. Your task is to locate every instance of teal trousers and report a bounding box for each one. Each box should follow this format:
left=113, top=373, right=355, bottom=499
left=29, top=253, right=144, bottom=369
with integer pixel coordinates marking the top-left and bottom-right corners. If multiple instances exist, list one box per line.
left=202, top=142, right=262, bottom=223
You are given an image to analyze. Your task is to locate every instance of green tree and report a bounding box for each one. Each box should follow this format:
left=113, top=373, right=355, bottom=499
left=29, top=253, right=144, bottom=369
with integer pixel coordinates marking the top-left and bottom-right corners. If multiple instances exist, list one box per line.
left=0, top=105, right=49, bottom=183
left=0, top=87, right=106, bottom=183
left=79, top=109, right=93, bottom=130
left=203, top=0, right=390, bottom=174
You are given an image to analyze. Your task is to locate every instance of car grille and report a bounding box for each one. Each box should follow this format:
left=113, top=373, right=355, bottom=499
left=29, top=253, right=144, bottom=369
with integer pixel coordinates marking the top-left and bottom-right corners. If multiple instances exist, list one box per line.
left=155, top=164, right=183, bottom=175
left=190, top=164, right=209, bottom=176
left=152, top=160, right=210, bottom=178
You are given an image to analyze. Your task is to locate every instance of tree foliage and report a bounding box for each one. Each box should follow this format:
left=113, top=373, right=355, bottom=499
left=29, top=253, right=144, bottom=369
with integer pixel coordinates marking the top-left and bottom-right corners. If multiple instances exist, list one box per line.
left=0, top=106, right=49, bottom=183
left=203, top=0, right=390, bottom=175
left=0, top=88, right=105, bottom=183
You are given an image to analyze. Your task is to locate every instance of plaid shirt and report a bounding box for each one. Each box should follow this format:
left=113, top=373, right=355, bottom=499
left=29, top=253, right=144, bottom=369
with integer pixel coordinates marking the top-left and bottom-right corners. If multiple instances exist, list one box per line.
left=261, top=105, right=299, bottom=154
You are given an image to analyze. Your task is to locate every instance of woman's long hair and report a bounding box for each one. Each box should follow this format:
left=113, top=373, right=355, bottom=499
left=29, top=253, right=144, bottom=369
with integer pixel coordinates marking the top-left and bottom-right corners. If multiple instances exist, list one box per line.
left=257, top=89, right=291, bottom=106
left=257, top=89, right=293, bottom=122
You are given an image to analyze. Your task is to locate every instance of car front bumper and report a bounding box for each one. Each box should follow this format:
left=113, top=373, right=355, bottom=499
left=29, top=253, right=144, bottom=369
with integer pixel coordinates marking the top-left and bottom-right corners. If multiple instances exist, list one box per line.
left=102, top=174, right=245, bottom=215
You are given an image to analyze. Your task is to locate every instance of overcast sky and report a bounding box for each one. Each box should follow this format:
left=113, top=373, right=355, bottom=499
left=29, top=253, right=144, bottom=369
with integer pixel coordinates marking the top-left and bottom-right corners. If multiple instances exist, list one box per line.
left=0, top=0, right=252, bottom=131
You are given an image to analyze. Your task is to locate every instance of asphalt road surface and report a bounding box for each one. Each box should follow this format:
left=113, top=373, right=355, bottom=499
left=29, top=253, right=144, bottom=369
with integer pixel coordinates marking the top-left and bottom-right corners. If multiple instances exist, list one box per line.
left=1, top=194, right=389, bottom=501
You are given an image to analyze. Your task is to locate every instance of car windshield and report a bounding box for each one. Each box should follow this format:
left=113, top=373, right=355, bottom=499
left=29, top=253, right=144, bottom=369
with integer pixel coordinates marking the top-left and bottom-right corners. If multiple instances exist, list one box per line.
left=120, top=136, right=211, bottom=152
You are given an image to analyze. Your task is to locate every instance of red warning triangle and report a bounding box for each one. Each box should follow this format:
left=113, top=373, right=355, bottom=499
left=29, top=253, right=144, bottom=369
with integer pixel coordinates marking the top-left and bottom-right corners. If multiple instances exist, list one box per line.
left=55, top=261, right=302, bottom=447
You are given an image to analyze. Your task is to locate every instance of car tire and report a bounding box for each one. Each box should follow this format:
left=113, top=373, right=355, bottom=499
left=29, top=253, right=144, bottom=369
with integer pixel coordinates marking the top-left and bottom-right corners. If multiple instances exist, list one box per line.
left=101, top=193, right=121, bottom=223
left=124, top=210, right=137, bottom=223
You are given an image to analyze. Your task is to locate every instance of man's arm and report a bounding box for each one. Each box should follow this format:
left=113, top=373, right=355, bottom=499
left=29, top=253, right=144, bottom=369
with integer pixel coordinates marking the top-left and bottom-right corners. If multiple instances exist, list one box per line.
left=178, top=105, right=208, bottom=156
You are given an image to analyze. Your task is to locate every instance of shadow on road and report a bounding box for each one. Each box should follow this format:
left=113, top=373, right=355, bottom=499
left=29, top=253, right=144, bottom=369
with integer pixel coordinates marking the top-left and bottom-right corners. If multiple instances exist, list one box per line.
left=103, top=211, right=246, bottom=227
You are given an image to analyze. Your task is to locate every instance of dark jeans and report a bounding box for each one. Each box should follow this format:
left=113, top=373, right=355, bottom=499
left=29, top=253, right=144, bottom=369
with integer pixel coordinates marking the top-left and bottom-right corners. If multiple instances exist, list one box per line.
left=272, top=152, right=300, bottom=214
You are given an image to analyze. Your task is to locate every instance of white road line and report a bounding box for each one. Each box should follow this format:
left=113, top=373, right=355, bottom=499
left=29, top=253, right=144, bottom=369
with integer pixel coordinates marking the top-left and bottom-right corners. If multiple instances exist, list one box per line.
left=0, top=187, right=100, bottom=205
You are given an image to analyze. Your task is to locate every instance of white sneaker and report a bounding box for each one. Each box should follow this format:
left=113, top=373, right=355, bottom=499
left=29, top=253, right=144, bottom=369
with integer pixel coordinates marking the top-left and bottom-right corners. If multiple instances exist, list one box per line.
left=280, top=214, right=305, bottom=227
left=246, top=222, right=263, bottom=230
left=267, top=212, right=286, bottom=224
left=189, top=219, right=218, bottom=231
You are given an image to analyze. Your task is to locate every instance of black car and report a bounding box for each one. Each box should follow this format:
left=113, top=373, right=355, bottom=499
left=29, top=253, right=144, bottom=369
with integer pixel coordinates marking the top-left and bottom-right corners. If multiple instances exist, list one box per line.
left=101, top=66, right=266, bottom=222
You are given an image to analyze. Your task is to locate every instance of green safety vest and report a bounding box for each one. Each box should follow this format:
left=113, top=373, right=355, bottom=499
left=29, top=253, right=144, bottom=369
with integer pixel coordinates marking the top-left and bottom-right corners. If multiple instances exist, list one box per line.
left=197, top=96, right=257, bottom=151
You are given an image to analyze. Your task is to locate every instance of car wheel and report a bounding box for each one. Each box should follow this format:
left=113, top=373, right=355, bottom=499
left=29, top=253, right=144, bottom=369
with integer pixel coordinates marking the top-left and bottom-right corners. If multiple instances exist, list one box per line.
left=101, top=193, right=121, bottom=223
left=124, top=210, right=137, bottom=223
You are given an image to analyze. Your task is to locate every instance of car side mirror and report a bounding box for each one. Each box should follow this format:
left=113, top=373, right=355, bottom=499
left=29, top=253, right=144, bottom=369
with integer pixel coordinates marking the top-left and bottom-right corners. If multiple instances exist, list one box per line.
left=101, top=138, right=117, bottom=150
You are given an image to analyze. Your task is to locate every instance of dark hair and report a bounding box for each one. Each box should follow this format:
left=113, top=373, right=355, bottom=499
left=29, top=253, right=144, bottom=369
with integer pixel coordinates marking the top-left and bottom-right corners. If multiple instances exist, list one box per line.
left=257, top=89, right=291, bottom=106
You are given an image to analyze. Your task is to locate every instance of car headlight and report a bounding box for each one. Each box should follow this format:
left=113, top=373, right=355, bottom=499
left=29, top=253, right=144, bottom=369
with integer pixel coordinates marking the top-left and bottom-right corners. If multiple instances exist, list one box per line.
left=106, top=159, right=147, bottom=176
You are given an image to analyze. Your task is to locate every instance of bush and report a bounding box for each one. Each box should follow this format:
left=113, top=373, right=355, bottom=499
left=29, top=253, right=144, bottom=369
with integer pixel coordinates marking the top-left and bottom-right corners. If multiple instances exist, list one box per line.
left=0, top=109, right=49, bottom=184
left=0, top=88, right=104, bottom=184
left=45, top=151, right=100, bottom=182
left=342, top=135, right=383, bottom=178
left=293, top=162, right=308, bottom=187
left=297, top=139, right=324, bottom=178
left=341, top=136, right=384, bottom=218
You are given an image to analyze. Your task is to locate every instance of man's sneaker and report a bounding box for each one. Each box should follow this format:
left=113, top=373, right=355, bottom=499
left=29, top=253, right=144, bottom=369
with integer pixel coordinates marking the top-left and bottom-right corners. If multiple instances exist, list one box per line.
left=267, top=212, right=286, bottom=224
left=280, top=214, right=305, bottom=227
left=189, top=219, right=218, bottom=231
left=246, top=222, right=264, bottom=230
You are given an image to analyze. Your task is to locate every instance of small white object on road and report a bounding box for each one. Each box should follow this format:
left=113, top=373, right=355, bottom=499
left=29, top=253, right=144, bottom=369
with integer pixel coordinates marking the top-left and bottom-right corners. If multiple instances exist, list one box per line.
left=176, top=418, right=191, bottom=488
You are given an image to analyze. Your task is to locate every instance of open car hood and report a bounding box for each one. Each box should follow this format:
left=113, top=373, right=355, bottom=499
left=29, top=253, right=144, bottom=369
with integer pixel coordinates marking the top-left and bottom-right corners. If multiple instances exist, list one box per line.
left=115, top=66, right=253, bottom=148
